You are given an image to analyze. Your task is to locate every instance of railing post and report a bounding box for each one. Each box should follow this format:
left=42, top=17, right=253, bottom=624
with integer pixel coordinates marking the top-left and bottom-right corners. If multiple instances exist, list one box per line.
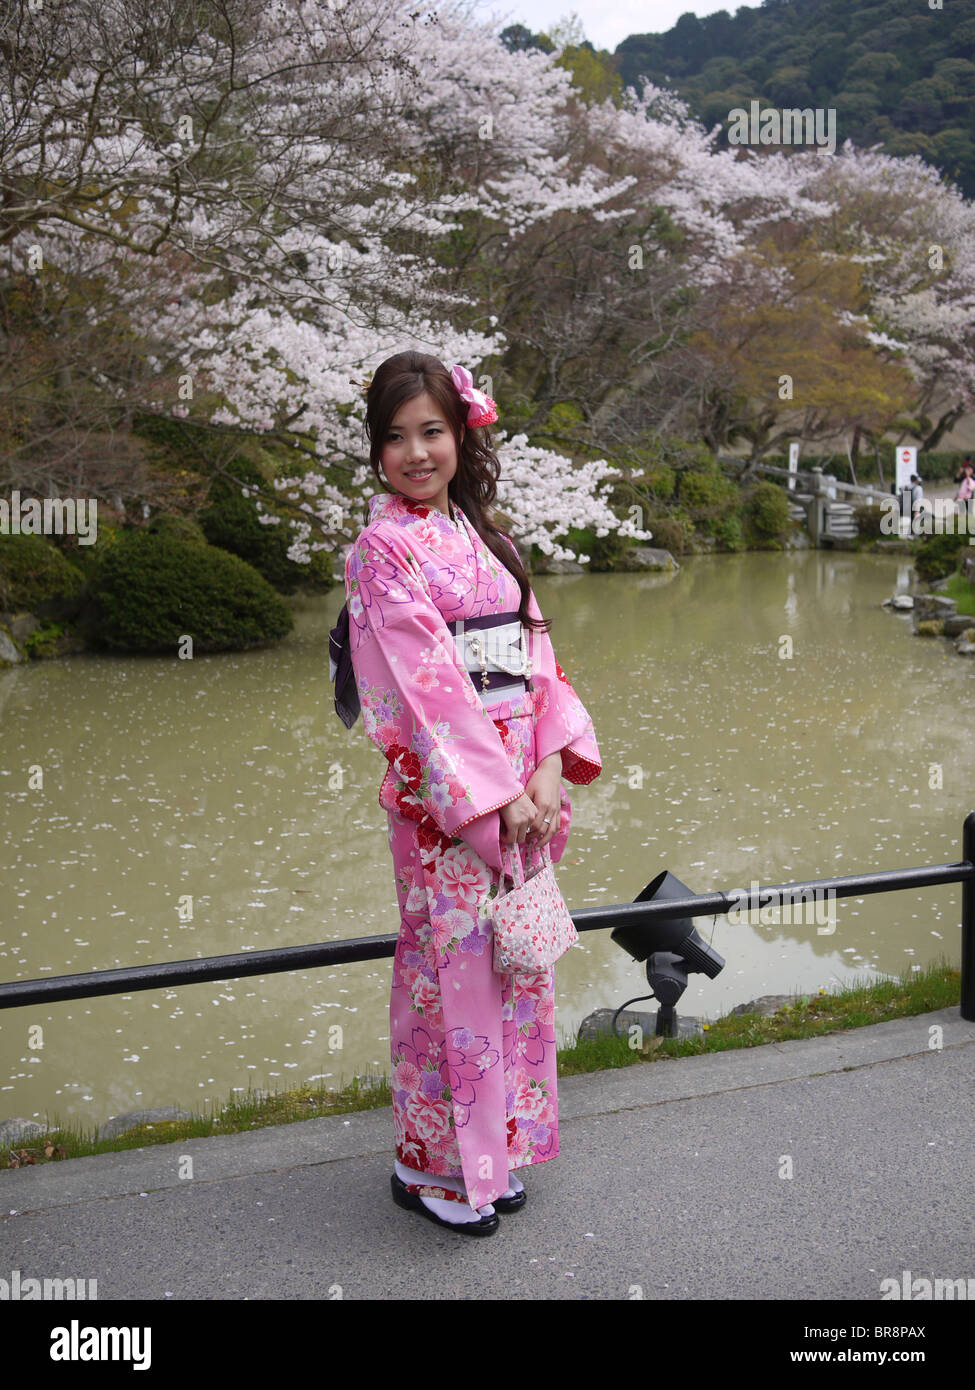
left=963, top=812, right=975, bottom=1021
left=806, top=467, right=825, bottom=544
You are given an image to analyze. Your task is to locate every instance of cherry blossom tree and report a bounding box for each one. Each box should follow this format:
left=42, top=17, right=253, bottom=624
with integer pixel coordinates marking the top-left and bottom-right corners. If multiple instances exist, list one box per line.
left=3, top=0, right=973, bottom=564
left=799, top=144, right=975, bottom=453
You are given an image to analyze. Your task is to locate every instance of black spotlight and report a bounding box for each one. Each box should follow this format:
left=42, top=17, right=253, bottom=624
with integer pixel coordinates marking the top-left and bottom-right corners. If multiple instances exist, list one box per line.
left=611, top=870, right=726, bottom=1037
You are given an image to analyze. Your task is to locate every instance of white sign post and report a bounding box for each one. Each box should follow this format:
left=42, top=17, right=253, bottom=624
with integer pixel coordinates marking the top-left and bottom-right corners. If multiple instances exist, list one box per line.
left=788, top=442, right=799, bottom=491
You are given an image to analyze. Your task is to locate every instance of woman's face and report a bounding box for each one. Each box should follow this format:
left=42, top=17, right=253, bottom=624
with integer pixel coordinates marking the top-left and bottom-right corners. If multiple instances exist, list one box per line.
left=380, top=391, right=463, bottom=516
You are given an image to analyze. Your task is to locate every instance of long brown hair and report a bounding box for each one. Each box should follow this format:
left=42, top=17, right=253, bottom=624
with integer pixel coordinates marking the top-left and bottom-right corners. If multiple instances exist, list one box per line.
left=363, top=350, right=552, bottom=635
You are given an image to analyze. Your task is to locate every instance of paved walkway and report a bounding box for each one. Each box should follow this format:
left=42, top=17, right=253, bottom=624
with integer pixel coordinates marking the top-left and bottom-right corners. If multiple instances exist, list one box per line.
left=2, top=1007, right=973, bottom=1301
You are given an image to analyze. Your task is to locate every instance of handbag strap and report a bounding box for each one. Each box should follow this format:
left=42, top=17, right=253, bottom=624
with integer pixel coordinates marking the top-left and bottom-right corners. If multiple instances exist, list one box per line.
left=500, top=839, right=546, bottom=892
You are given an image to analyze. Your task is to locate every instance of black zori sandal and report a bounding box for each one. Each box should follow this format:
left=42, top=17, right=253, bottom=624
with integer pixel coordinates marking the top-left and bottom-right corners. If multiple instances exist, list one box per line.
left=390, top=1173, right=500, bottom=1236
left=493, top=1188, right=527, bottom=1213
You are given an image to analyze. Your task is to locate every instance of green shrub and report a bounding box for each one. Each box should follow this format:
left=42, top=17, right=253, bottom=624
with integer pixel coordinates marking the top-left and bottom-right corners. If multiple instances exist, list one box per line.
left=914, top=531, right=971, bottom=583
left=677, top=468, right=738, bottom=509
left=584, top=525, right=631, bottom=571
left=0, top=534, right=87, bottom=616
left=680, top=443, right=719, bottom=472
left=53, top=523, right=125, bottom=579
left=540, top=401, right=585, bottom=436
left=22, top=620, right=66, bottom=658
left=636, top=466, right=676, bottom=501
left=922, top=450, right=973, bottom=483
left=853, top=502, right=887, bottom=541
left=702, top=513, right=745, bottom=551
left=83, top=531, right=293, bottom=653
left=644, top=511, right=694, bottom=556
left=744, top=480, right=792, bottom=542
left=198, top=463, right=335, bottom=595
left=146, top=513, right=209, bottom=545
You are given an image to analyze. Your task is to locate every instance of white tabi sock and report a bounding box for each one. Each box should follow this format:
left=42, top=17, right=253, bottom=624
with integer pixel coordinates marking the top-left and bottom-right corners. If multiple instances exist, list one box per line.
left=501, top=1172, right=524, bottom=1198
left=394, top=1159, right=495, bottom=1224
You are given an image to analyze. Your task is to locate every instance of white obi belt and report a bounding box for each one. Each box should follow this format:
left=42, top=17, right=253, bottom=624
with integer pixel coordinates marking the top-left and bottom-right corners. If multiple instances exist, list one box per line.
left=447, top=611, right=532, bottom=705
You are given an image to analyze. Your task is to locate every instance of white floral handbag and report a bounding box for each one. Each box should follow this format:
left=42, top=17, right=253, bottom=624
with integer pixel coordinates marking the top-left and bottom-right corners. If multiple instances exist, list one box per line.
left=490, top=839, right=579, bottom=975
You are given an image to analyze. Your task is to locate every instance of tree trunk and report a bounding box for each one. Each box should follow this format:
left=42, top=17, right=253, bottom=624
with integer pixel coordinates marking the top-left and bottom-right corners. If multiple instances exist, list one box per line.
left=921, top=403, right=965, bottom=452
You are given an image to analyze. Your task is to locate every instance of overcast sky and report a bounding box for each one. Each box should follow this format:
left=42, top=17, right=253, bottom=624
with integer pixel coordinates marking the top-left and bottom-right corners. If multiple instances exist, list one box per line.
left=466, top=0, right=745, bottom=53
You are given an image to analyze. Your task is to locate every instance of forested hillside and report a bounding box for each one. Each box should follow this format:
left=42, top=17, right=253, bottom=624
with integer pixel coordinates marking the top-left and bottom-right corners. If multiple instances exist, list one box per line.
left=504, top=0, right=975, bottom=198
left=617, top=0, right=975, bottom=196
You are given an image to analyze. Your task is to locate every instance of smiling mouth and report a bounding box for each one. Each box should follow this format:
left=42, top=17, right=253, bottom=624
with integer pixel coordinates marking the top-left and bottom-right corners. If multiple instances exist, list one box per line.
left=405, top=470, right=434, bottom=479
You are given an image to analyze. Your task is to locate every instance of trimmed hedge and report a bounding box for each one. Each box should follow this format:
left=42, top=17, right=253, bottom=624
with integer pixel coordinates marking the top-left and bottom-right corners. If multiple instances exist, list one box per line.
left=0, top=534, right=87, bottom=615
left=743, top=480, right=792, bottom=545
left=913, top=531, right=974, bottom=584
left=146, top=513, right=209, bottom=545
left=83, top=531, right=293, bottom=653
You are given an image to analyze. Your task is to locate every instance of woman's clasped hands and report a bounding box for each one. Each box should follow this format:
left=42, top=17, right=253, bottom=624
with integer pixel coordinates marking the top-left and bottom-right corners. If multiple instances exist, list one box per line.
left=499, top=752, right=562, bottom=853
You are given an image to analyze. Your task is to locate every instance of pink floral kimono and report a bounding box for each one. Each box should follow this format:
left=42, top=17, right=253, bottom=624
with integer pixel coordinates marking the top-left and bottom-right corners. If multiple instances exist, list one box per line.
left=345, top=490, right=602, bottom=1210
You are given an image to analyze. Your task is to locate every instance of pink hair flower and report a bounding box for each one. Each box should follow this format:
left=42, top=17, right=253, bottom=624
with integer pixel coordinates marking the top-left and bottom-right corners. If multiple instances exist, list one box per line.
left=450, top=364, right=498, bottom=427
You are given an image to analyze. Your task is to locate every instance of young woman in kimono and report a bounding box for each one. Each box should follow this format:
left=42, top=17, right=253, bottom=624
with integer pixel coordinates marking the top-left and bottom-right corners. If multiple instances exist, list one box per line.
left=344, top=351, right=602, bottom=1236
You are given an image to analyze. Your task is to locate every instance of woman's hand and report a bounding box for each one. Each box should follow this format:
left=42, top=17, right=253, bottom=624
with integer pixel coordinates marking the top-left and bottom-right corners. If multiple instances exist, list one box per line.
left=499, top=792, right=539, bottom=847
left=499, top=754, right=563, bottom=852
left=522, top=752, right=563, bottom=851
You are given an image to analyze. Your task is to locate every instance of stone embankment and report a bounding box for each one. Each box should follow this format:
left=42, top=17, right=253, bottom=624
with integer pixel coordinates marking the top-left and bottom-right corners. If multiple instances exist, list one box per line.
left=883, top=590, right=975, bottom=658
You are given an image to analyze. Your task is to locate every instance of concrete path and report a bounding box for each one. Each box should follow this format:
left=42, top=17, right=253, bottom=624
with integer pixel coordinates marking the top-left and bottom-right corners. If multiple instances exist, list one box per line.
left=2, top=1007, right=973, bottom=1302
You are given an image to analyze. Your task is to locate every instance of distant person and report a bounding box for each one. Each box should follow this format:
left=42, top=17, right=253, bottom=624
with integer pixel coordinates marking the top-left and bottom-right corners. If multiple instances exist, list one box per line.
left=955, top=461, right=975, bottom=530
left=954, top=456, right=974, bottom=486
left=909, top=474, right=926, bottom=531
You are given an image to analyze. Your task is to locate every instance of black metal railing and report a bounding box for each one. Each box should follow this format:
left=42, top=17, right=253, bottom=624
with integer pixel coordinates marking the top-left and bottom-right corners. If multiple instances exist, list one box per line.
left=3, top=812, right=974, bottom=1021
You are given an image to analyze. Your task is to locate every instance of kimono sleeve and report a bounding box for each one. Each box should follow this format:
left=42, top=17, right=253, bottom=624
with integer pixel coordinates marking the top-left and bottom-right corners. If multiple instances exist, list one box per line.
left=345, top=527, right=525, bottom=872
left=504, top=540, right=602, bottom=786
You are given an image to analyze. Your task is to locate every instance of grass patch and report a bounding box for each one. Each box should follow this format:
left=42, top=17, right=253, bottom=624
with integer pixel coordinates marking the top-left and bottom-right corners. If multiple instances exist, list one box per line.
left=942, top=571, right=975, bottom=618
left=2, top=959, right=960, bottom=1169
left=558, top=957, right=959, bottom=1072
left=2, top=1073, right=391, bottom=1170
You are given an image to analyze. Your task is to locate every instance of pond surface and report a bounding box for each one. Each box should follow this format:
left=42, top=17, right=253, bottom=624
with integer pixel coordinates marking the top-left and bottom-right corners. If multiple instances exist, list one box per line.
left=1, top=548, right=971, bottom=1133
